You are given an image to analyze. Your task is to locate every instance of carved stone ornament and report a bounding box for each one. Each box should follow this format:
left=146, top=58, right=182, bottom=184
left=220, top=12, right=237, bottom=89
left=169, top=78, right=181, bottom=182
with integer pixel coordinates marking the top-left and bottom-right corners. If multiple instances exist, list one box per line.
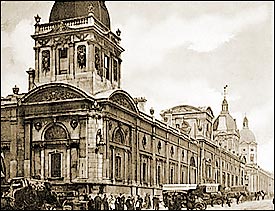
left=53, top=35, right=71, bottom=47
left=70, top=119, right=78, bottom=129
left=42, top=50, right=50, bottom=72
left=75, top=33, right=89, bottom=41
left=77, top=45, right=86, bottom=69
left=170, top=146, right=174, bottom=157
left=110, top=93, right=136, bottom=112
left=34, top=121, right=42, bottom=131
left=38, top=39, right=50, bottom=47
left=157, top=141, right=162, bottom=153
left=108, top=121, right=112, bottom=130
left=95, top=47, right=102, bottom=76
left=44, top=124, right=67, bottom=140
left=26, top=87, right=82, bottom=103
left=113, top=60, right=118, bottom=82
left=142, top=136, right=147, bottom=149
left=51, top=21, right=71, bottom=33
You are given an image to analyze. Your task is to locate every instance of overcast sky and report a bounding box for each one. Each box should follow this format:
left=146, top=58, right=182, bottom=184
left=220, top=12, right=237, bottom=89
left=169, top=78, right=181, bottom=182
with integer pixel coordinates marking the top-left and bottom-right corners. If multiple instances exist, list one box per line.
left=1, top=1, right=274, bottom=173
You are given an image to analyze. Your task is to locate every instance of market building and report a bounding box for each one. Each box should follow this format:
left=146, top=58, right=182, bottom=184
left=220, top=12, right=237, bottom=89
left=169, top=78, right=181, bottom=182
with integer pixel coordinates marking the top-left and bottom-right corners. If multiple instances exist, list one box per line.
left=1, top=1, right=273, bottom=198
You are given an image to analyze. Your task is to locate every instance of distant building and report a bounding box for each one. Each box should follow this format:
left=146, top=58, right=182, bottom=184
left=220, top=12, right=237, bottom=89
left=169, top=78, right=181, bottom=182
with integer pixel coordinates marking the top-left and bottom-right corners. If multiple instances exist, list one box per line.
left=239, top=117, right=274, bottom=195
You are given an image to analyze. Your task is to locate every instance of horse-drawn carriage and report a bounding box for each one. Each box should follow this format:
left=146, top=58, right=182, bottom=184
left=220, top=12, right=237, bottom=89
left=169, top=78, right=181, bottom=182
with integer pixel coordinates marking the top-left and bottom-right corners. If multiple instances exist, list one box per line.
left=162, top=183, right=229, bottom=210
left=162, top=184, right=207, bottom=210
left=1, top=177, right=60, bottom=210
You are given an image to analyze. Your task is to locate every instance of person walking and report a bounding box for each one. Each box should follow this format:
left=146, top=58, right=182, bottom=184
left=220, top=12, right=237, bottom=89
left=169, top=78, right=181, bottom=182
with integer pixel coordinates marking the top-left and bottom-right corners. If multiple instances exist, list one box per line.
left=125, top=195, right=134, bottom=210
left=94, top=193, right=102, bottom=210
left=108, top=194, right=115, bottom=210
left=153, top=195, right=160, bottom=210
left=135, top=195, right=143, bottom=210
left=88, top=195, right=95, bottom=211
left=102, top=194, right=109, bottom=210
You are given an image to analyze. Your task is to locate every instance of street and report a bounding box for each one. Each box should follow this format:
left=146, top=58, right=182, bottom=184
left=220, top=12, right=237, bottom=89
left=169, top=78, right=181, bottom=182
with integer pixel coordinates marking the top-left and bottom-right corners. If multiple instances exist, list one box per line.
left=153, top=199, right=274, bottom=210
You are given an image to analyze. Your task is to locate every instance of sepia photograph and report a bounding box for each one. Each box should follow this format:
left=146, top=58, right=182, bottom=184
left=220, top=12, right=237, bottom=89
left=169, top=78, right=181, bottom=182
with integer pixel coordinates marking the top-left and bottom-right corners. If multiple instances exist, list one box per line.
left=1, top=1, right=274, bottom=210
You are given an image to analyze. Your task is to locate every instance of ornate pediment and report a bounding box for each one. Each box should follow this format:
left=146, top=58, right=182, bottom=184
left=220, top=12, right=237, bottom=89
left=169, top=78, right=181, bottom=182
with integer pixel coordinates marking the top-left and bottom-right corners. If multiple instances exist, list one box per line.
left=24, top=86, right=84, bottom=103
left=109, top=93, right=137, bottom=112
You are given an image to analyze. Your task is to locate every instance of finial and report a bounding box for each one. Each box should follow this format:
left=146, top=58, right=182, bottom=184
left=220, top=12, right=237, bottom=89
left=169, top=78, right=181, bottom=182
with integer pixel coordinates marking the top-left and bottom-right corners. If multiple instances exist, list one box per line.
left=116, top=28, right=121, bottom=37
left=150, top=107, right=154, bottom=116
left=223, top=85, right=228, bottom=99
left=13, top=85, right=19, bottom=95
left=34, top=14, right=41, bottom=24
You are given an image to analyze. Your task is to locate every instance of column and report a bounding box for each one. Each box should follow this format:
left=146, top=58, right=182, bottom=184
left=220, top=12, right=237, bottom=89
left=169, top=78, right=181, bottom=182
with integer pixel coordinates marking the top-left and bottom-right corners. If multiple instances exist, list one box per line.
left=103, top=118, right=109, bottom=180
left=51, top=45, right=57, bottom=82
left=165, top=141, right=169, bottom=184
left=187, top=150, right=190, bottom=184
left=67, top=147, right=71, bottom=182
left=10, top=120, right=17, bottom=179
left=24, top=121, right=31, bottom=178
left=124, top=150, right=127, bottom=183
left=69, top=42, right=74, bottom=78
left=131, top=128, right=136, bottom=184
left=112, top=147, right=115, bottom=183
left=177, top=148, right=181, bottom=183
left=136, top=131, right=140, bottom=185
left=34, top=47, right=40, bottom=83
left=152, top=136, right=156, bottom=186
left=41, top=146, right=45, bottom=179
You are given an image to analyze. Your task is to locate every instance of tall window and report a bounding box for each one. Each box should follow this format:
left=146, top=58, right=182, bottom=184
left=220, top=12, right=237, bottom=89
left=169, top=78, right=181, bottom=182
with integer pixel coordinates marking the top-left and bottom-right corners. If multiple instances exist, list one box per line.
left=170, top=167, right=174, bottom=183
left=157, top=165, right=161, bottom=184
left=143, top=162, right=147, bottom=183
left=104, top=55, right=110, bottom=80
left=50, top=152, right=62, bottom=178
left=113, top=59, right=118, bottom=82
left=77, top=45, right=86, bottom=69
left=42, top=50, right=50, bottom=73
left=59, top=48, right=68, bottom=74
left=250, top=154, right=254, bottom=162
left=115, top=156, right=121, bottom=179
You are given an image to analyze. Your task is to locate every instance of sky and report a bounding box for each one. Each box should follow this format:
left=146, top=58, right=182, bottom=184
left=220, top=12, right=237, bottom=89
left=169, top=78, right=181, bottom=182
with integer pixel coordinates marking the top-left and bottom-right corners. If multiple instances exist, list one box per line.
left=1, top=1, right=274, bottom=173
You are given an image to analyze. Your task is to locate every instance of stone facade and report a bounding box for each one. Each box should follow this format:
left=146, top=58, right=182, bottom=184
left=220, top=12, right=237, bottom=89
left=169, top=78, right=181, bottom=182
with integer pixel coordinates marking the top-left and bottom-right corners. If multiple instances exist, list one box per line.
left=1, top=1, right=273, bottom=197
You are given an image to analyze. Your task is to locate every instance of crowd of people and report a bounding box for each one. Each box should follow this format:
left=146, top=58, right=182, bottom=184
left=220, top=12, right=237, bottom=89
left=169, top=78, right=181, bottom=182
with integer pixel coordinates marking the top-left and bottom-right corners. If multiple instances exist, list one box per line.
left=86, top=193, right=161, bottom=210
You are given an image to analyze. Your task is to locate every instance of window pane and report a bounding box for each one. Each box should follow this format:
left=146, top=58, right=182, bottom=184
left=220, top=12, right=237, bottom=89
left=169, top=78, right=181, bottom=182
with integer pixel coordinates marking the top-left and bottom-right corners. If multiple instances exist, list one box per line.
left=51, top=153, right=61, bottom=178
left=59, top=48, right=68, bottom=58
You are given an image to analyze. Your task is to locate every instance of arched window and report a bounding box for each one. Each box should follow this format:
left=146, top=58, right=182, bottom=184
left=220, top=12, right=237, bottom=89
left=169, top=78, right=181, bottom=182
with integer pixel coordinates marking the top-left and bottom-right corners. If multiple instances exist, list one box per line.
left=113, top=129, right=124, bottom=144
left=190, top=157, right=196, bottom=167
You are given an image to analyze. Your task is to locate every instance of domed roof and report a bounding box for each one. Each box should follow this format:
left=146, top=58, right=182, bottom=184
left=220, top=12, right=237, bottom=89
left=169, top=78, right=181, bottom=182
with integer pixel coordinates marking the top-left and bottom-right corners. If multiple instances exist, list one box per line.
left=49, top=1, right=110, bottom=29
left=240, top=129, right=256, bottom=143
left=213, top=113, right=237, bottom=131
left=240, top=116, right=256, bottom=143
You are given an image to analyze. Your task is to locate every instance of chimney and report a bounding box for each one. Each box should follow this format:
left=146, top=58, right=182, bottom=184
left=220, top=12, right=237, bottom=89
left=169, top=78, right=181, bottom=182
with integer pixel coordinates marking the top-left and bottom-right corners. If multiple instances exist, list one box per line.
left=134, top=97, right=147, bottom=112
left=26, top=68, right=35, bottom=91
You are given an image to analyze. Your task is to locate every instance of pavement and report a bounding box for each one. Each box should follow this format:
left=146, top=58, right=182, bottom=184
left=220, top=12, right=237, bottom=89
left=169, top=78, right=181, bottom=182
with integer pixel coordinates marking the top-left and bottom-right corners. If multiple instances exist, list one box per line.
left=141, top=199, right=274, bottom=210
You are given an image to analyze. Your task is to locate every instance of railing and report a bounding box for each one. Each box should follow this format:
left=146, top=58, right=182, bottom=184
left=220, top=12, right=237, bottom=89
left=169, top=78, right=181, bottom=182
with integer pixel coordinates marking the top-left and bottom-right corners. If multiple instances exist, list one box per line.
left=36, top=16, right=90, bottom=34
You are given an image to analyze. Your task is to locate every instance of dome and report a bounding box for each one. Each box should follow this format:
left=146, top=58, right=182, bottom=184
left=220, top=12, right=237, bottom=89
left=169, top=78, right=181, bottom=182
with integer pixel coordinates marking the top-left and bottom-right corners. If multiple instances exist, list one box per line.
left=240, top=128, right=256, bottom=143
left=213, top=113, right=237, bottom=131
left=49, top=1, right=111, bottom=29
left=240, top=116, right=256, bottom=143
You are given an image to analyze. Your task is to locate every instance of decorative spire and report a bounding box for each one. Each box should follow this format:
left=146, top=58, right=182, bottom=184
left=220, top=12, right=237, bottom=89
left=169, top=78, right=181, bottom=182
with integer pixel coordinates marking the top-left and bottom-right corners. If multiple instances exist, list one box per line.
left=221, top=85, right=228, bottom=113
left=243, top=115, right=249, bottom=129
left=223, top=85, right=228, bottom=100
